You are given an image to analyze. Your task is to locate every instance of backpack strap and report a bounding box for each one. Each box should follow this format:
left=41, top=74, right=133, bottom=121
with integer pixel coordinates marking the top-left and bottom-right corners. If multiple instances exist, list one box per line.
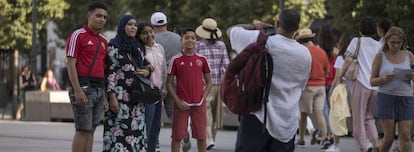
left=258, top=31, right=272, bottom=133
left=257, top=32, right=268, bottom=45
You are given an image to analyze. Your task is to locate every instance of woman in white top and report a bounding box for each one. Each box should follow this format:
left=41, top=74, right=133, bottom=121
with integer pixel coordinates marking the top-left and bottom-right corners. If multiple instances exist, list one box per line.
left=342, top=17, right=381, bottom=152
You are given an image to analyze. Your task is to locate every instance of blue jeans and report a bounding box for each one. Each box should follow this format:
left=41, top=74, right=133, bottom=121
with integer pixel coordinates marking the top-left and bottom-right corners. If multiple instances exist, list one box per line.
left=323, top=85, right=332, bottom=133
left=145, top=102, right=162, bottom=152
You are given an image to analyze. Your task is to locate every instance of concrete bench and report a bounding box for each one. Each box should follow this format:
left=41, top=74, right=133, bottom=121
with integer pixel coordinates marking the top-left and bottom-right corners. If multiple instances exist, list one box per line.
left=24, top=91, right=73, bottom=121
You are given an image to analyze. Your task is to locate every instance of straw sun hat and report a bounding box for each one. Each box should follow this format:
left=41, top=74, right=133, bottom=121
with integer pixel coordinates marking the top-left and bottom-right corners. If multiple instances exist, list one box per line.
left=195, top=18, right=222, bottom=39
left=295, top=28, right=315, bottom=40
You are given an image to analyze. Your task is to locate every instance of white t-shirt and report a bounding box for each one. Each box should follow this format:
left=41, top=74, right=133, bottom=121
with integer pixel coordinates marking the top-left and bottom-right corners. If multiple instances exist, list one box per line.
left=345, top=37, right=381, bottom=90
left=334, top=55, right=344, bottom=69
left=229, top=27, right=312, bottom=142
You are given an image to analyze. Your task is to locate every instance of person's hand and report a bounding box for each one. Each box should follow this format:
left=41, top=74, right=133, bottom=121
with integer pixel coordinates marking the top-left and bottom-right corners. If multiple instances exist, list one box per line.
left=104, top=97, right=109, bottom=112
left=407, top=72, right=414, bottom=80
left=381, top=74, right=395, bottom=84
left=74, top=89, right=88, bottom=106
left=109, top=95, right=119, bottom=113
left=136, top=69, right=150, bottom=77
left=160, top=93, right=165, bottom=103
left=175, top=100, right=190, bottom=111
left=255, top=22, right=273, bottom=30
left=328, top=86, right=334, bottom=100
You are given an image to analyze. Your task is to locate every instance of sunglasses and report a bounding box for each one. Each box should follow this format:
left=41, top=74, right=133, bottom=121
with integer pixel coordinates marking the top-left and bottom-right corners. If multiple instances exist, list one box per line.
left=388, top=41, right=402, bottom=45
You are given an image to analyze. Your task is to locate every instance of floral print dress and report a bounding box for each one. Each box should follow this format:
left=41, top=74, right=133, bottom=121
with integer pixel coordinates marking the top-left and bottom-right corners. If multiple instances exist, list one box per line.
left=103, top=45, right=147, bottom=152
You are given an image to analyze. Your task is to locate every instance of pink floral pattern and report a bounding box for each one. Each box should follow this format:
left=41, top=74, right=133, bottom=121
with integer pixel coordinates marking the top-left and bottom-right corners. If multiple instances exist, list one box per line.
left=103, top=46, right=147, bottom=151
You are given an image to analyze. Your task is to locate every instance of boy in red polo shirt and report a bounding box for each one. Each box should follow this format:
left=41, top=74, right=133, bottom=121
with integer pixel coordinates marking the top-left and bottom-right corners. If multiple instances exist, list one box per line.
left=167, top=28, right=212, bottom=152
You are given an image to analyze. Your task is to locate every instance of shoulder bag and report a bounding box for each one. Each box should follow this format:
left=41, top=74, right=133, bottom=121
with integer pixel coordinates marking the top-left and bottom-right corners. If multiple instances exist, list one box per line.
left=128, top=53, right=161, bottom=104
left=344, top=38, right=361, bottom=81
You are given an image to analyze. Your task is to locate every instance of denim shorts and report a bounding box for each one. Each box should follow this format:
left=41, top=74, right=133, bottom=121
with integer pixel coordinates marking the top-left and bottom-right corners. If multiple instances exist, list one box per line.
left=69, top=86, right=105, bottom=132
left=375, top=92, right=414, bottom=120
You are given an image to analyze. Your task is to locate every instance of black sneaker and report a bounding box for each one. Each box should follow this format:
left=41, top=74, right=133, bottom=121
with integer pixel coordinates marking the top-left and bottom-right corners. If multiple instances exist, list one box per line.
left=321, top=139, right=332, bottom=149
left=310, top=130, right=320, bottom=145
left=368, top=147, right=379, bottom=152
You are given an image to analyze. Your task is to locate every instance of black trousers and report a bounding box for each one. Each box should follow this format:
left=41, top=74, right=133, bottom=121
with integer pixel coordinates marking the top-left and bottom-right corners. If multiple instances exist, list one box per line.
left=235, top=114, right=295, bottom=152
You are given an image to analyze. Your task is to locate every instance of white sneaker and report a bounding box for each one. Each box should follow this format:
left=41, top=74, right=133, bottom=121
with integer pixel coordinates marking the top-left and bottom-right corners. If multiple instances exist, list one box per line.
left=325, top=145, right=340, bottom=152
left=367, top=140, right=373, bottom=149
left=206, top=138, right=215, bottom=150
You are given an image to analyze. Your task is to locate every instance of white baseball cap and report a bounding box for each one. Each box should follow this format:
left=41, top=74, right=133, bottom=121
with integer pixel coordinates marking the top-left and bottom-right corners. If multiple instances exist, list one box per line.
left=151, top=12, right=167, bottom=26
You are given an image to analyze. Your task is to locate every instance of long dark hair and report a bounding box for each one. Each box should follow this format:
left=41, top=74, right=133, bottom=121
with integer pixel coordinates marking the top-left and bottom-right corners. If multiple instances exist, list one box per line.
left=136, top=22, right=154, bottom=56
left=337, top=32, right=354, bottom=57
left=317, top=25, right=335, bottom=59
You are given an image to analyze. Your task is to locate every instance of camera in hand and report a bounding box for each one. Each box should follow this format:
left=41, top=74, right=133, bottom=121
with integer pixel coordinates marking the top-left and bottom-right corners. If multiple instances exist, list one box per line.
left=264, top=26, right=276, bottom=36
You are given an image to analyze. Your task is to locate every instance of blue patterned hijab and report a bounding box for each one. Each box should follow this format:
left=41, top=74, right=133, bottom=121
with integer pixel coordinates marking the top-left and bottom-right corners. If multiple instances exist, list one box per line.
left=109, top=15, right=143, bottom=66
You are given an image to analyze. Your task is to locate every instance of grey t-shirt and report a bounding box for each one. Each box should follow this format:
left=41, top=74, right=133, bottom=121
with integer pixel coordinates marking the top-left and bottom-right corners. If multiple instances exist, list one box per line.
left=154, top=31, right=182, bottom=65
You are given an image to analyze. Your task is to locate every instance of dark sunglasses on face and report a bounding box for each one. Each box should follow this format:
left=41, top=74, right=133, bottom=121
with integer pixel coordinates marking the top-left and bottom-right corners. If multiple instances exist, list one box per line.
left=389, top=41, right=402, bottom=45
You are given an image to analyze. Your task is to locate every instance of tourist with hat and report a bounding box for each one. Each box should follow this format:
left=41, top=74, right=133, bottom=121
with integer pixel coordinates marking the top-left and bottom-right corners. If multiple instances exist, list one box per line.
left=295, top=28, right=332, bottom=149
left=151, top=12, right=182, bottom=120
left=195, top=18, right=229, bottom=151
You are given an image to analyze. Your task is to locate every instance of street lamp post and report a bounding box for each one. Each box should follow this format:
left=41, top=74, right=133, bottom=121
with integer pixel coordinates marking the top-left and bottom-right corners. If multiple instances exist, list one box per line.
left=31, top=0, right=37, bottom=74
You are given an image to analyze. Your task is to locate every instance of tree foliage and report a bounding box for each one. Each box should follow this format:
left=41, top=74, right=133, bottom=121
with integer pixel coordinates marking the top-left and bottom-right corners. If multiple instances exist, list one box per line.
left=0, top=0, right=69, bottom=52
left=328, top=0, right=414, bottom=46
left=54, top=0, right=130, bottom=40
left=56, top=0, right=325, bottom=40
left=1, top=0, right=327, bottom=53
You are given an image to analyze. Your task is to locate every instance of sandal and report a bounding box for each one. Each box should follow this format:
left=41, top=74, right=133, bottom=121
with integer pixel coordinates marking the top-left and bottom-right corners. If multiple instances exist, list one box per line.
left=310, top=129, right=320, bottom=145
left=368, top=147, right=380, bottom=152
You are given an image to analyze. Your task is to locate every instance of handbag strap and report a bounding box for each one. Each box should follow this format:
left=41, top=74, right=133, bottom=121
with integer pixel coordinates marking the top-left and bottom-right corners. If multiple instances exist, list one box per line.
left=128, top=52, right=138, bottom=70
left=87, top=37, right=101, bottom=77
left=354, top=37, right=361, bottom=57
left=338, top=37, right=361, bottom=79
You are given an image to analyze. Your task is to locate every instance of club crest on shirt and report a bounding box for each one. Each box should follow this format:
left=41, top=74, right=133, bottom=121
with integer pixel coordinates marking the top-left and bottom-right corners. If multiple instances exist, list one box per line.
left=196, top=59, right=203, bottom=67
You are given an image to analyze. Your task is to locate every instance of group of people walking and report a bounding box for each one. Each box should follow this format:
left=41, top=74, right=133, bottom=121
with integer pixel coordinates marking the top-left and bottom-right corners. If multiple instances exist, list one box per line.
left=62, top=2, right=413, bottom=152
left=293, top=15, right=414, bottom=152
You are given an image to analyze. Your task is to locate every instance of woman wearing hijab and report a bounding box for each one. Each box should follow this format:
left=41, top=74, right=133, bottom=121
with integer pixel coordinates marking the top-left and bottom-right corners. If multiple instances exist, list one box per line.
left=103, top=15, right=153, bottom=151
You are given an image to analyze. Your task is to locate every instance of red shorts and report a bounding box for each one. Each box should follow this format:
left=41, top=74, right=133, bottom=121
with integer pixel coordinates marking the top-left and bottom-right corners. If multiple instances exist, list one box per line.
left=171, top=101, right=206, bottom=140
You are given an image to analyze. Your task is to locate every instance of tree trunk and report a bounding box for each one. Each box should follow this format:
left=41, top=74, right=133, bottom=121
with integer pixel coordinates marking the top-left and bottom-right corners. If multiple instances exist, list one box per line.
left=11, top=49, right=19, bottom=119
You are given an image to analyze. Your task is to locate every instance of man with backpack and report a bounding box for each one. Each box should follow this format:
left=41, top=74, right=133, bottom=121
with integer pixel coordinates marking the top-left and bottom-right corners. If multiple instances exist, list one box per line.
left=227, top=9, right=311, bottom=152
